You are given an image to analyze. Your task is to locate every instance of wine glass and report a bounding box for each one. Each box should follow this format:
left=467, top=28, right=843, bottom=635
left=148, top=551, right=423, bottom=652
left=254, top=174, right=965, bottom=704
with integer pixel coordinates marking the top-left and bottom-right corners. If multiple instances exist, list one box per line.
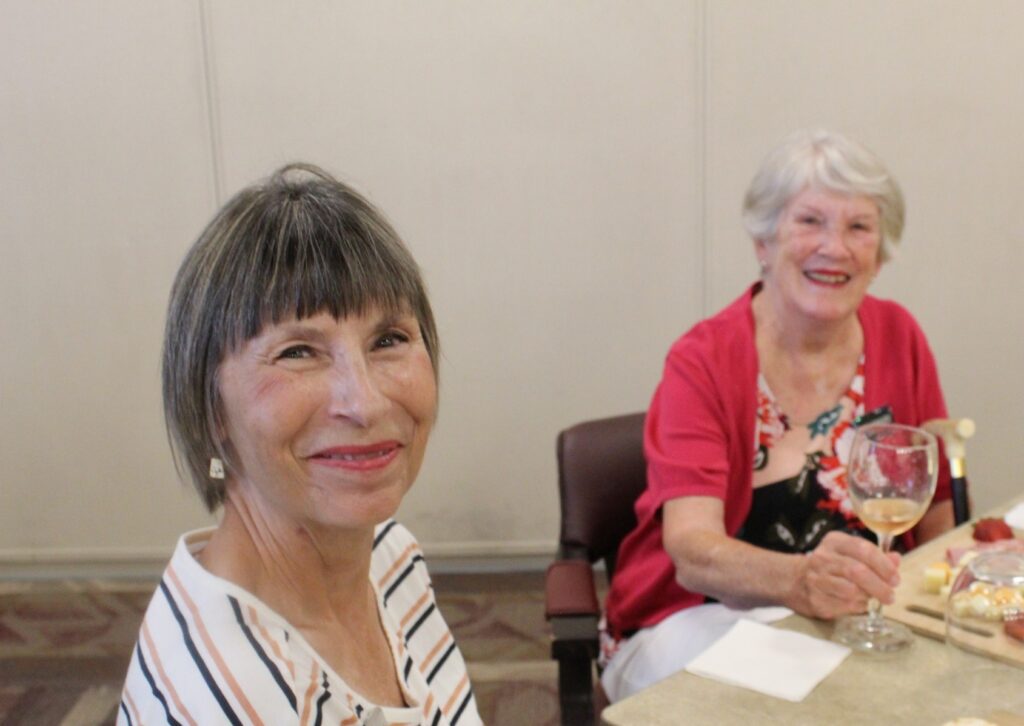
left=833, top=423, right=939, bottom=653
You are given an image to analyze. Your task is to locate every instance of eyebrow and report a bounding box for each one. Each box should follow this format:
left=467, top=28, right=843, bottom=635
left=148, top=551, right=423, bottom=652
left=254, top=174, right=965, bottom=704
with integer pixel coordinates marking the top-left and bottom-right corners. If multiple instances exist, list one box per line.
left=791, top=204, right=878, bottom=220
left=261, top=310, right=417, bottom=340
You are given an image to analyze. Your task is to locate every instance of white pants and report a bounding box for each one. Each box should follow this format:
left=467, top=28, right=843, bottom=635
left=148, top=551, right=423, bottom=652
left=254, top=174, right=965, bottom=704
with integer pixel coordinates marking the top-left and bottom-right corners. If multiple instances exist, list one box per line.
left=600, top=603, right=791, bottom=703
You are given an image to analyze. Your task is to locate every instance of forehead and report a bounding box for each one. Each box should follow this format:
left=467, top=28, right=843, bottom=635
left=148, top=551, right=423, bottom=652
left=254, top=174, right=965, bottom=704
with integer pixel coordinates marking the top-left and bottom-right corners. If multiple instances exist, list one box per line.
left=787, top=187, right=879, bottom=217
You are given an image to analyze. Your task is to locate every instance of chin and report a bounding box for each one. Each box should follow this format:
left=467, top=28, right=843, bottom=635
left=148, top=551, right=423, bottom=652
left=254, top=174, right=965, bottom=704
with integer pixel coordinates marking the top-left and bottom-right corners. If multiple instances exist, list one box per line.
left=316, top=492, right=405, bottom=531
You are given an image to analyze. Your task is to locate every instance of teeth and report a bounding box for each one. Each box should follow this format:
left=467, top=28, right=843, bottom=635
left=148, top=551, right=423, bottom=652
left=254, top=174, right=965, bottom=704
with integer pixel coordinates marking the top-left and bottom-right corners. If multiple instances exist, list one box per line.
left=806, top=271, right=849, bottom=284
left=323, top=451, right=384, bottom=461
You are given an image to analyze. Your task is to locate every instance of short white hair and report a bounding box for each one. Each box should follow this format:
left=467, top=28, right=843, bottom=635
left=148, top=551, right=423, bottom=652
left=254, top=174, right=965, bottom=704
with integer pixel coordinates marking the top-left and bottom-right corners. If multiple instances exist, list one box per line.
left=741, top=129, right=905, bottom=262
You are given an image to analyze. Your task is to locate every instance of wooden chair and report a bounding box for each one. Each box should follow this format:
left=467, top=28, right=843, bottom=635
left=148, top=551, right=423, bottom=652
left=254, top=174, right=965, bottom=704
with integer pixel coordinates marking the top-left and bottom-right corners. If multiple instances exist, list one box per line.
left=543, top=413, right=647, bottom=725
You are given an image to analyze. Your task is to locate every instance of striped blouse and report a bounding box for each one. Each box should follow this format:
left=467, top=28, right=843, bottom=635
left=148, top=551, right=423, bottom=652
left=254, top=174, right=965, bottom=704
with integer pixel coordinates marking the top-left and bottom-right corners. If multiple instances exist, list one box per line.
left=118, top=520, right=481, bottom=726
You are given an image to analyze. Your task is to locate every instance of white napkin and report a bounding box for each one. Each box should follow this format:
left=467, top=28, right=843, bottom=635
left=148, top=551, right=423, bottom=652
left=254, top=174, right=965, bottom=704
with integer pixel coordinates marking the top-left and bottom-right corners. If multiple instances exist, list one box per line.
left=1004, top=501, right=1024, bottom=530
left=685, top=619, right=850, bottom=702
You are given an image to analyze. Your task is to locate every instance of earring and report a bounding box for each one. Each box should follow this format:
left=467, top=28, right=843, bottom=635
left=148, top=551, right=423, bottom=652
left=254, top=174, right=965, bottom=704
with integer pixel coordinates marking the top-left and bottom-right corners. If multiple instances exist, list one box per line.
left=209, top=457, right=225, bottom=479
left=758, top=258, right=768, bottom=273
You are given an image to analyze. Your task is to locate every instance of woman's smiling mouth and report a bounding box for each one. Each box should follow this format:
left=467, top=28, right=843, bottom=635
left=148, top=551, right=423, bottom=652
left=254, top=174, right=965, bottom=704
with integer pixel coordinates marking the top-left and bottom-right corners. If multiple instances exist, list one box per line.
left=804, top=270, right=851, bottom=285
left=309, top=442, right=402, bottom=470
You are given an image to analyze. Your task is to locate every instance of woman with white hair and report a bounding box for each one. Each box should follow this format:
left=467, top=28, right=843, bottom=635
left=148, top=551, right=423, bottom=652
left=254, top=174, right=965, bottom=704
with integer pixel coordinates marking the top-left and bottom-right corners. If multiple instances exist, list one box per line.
left=601, top=130, right=954, bottom=701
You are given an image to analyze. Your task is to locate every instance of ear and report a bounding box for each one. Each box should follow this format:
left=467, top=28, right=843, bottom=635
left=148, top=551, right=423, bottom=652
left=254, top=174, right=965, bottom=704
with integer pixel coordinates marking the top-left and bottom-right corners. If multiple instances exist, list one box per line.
left=872, top=257, right=885, bottom=279
left=753, top=237, right=770, bottom=265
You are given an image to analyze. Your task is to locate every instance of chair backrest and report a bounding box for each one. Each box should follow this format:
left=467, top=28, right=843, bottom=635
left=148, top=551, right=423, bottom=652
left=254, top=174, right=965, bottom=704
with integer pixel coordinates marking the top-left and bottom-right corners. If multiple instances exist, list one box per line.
left=556, top=412, right=647, bottom=576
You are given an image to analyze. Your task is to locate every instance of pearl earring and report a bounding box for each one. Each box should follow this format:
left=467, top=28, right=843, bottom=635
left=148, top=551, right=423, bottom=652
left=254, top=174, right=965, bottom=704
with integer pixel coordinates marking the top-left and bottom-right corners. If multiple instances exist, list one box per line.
left=209, top=457, right=225, bottom=479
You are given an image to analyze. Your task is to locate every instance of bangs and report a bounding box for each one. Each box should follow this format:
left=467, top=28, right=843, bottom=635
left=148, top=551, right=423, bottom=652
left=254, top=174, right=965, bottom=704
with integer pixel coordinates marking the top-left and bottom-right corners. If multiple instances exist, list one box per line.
left=215, top=183, right=426, bottom=352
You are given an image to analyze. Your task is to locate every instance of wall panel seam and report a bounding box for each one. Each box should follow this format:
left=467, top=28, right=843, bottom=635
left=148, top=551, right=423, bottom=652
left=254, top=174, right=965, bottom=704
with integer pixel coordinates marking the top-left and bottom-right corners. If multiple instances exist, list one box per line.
left=696, top=0, right=710, bottom=317
left=198, top=0, right=225, bottom=205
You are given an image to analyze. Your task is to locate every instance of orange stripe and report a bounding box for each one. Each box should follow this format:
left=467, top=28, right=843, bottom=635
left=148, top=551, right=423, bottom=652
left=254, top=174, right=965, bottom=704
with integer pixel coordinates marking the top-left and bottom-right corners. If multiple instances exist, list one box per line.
left=418, top=632, right=453, bottom=674
left=399, top=591, right=431, bottom=628
left=141, top=621, right=198, bottom=726
left=421, top=692, right=436, bottom=719
left=123, top=688, right=142, bottom=723
left=165, top=564, right=264, bottom=726
left=442, top=674, right=470, bottom=715
left=376, top=542, right=419, bottom=588
left=298, top=659, right=319, bottom=725
left=340, top=718, right=359, bottom=726
left=247, top=604, right=296, bottom=682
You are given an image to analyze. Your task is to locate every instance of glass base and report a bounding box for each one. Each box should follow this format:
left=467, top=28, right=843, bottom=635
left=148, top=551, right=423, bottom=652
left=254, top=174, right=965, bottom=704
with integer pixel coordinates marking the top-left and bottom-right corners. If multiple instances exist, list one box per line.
left=833, top=614, right=914, bottom=653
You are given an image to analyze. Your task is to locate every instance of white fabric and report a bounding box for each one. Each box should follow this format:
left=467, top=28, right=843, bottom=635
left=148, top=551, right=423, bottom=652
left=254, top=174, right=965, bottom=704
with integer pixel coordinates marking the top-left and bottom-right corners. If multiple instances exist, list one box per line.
left=118, top=521, right=481, bottom=725
left=686, top=619, right=850, bottom=702
left=1003, top=501, right=1024, bottom=530
left=600, top=602, right=791, bottom=702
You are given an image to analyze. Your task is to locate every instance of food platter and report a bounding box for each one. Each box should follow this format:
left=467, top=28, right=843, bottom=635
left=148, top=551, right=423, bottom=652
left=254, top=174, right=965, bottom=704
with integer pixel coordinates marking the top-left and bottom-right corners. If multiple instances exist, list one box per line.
left=887, top=502, right=1024, bottom=669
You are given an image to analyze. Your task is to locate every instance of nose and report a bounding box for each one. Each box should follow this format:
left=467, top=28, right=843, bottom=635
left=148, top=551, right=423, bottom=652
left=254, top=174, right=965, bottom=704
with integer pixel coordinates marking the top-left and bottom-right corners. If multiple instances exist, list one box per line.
left=817, top=221, right=853, bottom=258
left=326, top=356, right=389, bottom=426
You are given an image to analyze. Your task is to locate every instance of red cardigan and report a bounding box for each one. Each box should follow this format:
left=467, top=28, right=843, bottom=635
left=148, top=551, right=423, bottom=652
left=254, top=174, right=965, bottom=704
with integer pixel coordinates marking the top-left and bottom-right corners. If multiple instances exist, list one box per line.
left=605, top=284, right=952, bottom=638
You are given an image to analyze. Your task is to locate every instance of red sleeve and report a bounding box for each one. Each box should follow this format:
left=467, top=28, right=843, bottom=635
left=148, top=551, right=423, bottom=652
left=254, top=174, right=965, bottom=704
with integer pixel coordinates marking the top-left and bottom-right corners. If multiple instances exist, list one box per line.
left=863, top=297, right=953, bottom=548
left=905, top=309, right=952, bottom=504
left=645, top=336, right=732, bottom=506
left=642, top=302, right=758, bottom=537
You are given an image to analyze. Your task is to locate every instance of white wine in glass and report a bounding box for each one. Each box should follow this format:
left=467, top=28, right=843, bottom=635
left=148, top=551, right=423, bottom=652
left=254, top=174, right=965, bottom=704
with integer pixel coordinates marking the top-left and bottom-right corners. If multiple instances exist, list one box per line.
left=834, top=423, right=939, bottom=653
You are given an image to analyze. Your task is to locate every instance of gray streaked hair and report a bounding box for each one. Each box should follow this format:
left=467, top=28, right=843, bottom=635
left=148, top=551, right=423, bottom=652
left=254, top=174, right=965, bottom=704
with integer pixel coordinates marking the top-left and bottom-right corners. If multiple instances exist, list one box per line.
left=162, top=163, right=438, bottom=511
left=741, top=129, right=905, bottom=262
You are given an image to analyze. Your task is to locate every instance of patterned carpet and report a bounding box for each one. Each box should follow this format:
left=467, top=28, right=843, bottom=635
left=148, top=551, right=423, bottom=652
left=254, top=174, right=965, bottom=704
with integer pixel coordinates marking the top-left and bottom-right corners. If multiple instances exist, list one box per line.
left=0, top=571, right=562, bottom=725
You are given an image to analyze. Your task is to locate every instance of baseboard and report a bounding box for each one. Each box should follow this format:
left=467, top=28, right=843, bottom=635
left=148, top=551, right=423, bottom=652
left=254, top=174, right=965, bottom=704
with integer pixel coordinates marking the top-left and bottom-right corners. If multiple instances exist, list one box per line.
left=0, top=539, right=557, bottom=580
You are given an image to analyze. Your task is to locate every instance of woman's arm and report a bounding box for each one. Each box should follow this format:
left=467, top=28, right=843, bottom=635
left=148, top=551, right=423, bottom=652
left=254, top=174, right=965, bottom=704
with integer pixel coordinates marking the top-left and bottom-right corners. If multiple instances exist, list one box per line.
left=915, top=499, right=954, bottom=544
left=662, top=496, right=902, bottom=619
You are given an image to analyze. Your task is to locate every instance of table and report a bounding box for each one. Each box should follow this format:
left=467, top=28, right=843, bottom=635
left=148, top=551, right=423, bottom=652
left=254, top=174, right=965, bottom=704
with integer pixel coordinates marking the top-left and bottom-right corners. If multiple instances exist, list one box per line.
left=602, top=501, right=1024, bottom=726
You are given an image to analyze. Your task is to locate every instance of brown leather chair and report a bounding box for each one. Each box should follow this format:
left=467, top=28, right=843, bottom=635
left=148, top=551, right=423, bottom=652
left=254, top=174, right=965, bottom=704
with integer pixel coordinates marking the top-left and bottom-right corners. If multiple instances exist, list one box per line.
left=544, top=412, right=647, bottom=725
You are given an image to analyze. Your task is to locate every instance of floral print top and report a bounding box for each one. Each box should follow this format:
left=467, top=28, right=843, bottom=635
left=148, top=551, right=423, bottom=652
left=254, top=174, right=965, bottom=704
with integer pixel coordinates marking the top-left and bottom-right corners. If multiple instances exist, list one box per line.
left=741, top=356, right=875, bottom=552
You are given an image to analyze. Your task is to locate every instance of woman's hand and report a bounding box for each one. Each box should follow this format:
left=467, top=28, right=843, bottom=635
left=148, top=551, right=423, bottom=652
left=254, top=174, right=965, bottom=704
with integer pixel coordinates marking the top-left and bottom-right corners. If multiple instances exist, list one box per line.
left=790, top=531, right=900, bottom=619
left=663, top=497, right=902, bottom=620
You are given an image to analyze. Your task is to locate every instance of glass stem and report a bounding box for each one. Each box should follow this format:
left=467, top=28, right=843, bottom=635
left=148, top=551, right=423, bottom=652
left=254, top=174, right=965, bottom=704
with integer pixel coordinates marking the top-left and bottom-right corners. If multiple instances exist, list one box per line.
left=867, top=532, right=895, bottom=628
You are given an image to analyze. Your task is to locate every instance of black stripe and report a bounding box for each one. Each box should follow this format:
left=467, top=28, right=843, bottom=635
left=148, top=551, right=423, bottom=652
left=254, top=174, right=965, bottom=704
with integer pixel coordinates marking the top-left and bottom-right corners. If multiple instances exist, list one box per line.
left=135, top=642, right=182, bottom=726
left=313, top=671, right=331, bottom=726
left=403, top=656, right=413, bottom=682
left=355, top=702, right=364, bottom=717
left=450, top=688, right=473, bottom=725
left=426, top=641, right=457, bottom=684
left=228, top=596, right=296, bottom=712
left=406, top=603, right=435, bottom=640
left=120, top=701, right=133, bottom=726
left=373, top=520, right=398, bottom=549
left=430, top=708, right=442, bottom=726
left=160, top=580, right=242, bottom=726
left=383, top=555, right=425, bottom=604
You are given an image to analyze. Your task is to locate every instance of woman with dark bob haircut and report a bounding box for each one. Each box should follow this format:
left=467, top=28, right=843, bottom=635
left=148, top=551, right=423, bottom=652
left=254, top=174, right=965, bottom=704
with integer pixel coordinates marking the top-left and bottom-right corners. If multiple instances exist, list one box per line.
left=119, top=164, right=481, bottom=725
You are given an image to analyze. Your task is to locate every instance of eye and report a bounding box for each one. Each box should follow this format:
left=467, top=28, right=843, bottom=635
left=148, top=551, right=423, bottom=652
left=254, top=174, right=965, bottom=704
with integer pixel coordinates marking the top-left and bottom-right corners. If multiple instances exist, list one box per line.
left=797, top=215, right=822, bottom=226
left=277, top=344, right=315, bottom=360
left=373, top=330, right=411, bottom=350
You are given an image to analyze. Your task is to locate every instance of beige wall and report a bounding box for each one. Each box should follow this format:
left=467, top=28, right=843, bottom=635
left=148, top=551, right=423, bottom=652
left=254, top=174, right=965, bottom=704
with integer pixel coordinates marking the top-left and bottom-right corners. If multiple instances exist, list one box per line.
left=1, top=1, right=1021, bottom=571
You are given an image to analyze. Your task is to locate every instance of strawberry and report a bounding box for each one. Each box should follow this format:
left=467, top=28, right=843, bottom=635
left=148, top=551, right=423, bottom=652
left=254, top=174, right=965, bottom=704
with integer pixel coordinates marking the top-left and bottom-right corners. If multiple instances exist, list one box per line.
left=973, top=517, right=1015, bottom=542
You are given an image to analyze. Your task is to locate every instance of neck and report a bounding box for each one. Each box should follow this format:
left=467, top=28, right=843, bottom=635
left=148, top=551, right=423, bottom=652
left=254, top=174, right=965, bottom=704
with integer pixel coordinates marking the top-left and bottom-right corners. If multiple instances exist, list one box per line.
left=200, top=488, right=377, bottom=625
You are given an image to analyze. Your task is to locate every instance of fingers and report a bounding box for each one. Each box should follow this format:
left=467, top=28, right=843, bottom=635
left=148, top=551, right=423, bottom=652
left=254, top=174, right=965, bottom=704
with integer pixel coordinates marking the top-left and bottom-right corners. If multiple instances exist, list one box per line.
left=801, top=532, right=901, bottom=618
left=820, top=531, right=900, bottom=585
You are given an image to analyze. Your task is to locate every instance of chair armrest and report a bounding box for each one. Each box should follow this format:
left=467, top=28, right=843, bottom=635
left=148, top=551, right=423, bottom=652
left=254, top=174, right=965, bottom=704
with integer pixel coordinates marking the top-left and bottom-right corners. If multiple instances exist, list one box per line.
left=546, top=560, right=600, bottom=723
left=545, top=559, right=600, bottom=619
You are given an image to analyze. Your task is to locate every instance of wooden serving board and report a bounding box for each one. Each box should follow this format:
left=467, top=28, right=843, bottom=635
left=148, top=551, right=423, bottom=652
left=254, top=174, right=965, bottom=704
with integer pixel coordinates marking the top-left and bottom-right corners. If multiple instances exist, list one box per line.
left=887, top=499, right=1024, bottom=669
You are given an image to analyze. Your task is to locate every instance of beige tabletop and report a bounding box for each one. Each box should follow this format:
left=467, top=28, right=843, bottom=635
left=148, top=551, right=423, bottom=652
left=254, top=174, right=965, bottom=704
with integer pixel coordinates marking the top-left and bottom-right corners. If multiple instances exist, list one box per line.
left=602, top=500, right=1024, bottom=726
